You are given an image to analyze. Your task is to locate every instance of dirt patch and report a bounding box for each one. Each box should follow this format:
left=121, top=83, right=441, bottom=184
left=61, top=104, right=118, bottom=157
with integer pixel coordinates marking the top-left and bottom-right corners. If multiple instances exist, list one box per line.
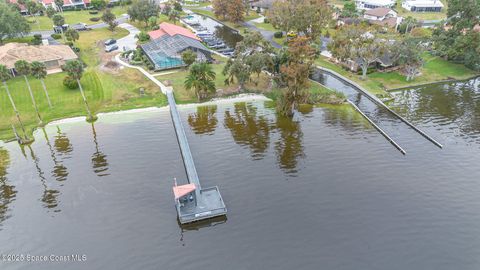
left=96, top=40, right=121, bottom=74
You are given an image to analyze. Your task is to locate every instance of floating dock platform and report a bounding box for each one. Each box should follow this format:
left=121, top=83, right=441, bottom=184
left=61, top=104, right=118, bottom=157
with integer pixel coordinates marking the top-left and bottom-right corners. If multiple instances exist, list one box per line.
left=167, top=91, right=227, bottom=224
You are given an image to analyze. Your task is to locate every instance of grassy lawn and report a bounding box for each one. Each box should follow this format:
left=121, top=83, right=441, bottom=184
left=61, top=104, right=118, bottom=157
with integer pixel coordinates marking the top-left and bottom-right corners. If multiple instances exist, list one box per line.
left=26, top=6, right=129, bottom=31
left=0, top=28, right=167, bottom=142
left=394, top=0, right=447, bottom=21
left=315, top=53, right=479, bottom=96
left=253, top=22, right=277, bottom=31
left=129, top=14, right=171, bottom=31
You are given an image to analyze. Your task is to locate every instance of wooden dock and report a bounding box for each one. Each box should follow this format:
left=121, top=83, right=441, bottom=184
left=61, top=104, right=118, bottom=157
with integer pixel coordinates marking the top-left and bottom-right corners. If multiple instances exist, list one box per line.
left=167, top=91, right=227, bottom=224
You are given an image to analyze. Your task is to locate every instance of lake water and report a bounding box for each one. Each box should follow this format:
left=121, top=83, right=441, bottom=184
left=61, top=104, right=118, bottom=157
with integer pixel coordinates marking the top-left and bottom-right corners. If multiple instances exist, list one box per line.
left=1, top=78, right=480, bottom=270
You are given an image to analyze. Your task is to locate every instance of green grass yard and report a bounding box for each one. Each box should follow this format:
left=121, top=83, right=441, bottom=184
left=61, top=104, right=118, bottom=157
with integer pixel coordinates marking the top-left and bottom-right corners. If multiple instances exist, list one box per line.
left=26, top=6, right=129, bottom=31
left=315, top=53, right=478, bottom=96
left=0, top=28, right=167, bottom=141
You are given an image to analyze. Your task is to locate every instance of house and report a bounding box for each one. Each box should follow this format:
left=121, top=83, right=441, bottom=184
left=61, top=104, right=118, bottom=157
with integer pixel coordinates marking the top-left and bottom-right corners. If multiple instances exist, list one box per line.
left=364, top=7, right=402, bottom=28
left=355, top=0, right=395, bottom=10
left=0, top=43, right=78, bottom=75
left=8, top=0, right=90, bottom=13
left=142, top=23, right=211, bottom=70
left=250, top=0, right=275, bottom=12
left=402, top=0, right=444, bottom=12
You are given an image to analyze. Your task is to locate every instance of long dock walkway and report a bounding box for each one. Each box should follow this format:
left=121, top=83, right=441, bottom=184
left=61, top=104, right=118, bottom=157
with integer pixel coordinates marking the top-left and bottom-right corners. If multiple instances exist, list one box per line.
left=166, top=91, right=227, bottom=224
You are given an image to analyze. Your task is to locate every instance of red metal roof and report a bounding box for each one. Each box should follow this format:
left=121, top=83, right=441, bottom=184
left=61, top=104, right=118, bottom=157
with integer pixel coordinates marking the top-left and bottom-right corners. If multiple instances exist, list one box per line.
left=148, top=22, right=200, bottom=41
left=173, top=183, right=196, bottom=200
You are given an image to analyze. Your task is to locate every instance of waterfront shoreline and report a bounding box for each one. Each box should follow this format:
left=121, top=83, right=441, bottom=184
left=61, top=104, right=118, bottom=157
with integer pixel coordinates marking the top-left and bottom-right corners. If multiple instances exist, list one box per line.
left=0, top=94, right=271, bottom=144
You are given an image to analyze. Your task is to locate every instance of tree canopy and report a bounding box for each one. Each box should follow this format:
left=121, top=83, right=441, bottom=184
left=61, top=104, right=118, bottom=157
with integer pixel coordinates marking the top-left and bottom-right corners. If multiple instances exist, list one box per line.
left=128, top=0, right=160, bottom=26
left=0, top=2, right=30, bottom=44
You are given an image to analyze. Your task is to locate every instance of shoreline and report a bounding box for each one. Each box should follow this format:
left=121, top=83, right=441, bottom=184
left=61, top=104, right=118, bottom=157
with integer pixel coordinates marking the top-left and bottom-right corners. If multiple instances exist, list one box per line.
left=0, top=94, right=270, bottom=144
left=386, top=74, right=480, bottom=92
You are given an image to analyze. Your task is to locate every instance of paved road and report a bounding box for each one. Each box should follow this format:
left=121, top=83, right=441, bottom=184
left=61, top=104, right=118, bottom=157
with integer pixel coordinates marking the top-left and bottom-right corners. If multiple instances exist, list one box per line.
left=30, top=14, right=129, bottom=38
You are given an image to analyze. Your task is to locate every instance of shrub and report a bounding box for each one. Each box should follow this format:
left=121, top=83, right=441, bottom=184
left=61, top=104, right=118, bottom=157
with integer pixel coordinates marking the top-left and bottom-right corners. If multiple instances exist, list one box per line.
left=65, top=41, right=74, bottom=47
left=90, top=17, right=101, bottom=22
left=51, top=33, right=62, bottom=39
left=63, top=76, right=78, bottom=89
left=72, top=46, right=80, bottom=52
left=89, top=10, right=99, bottom=14
left=136, top=31, right=150, bottom=42
left=263, top=18, right=269, bottom=24
left=32, top=34, right=42, bottom=45
left=274, top=31, right=283, bottom=38
left=151, top=25, right=160, bottom=30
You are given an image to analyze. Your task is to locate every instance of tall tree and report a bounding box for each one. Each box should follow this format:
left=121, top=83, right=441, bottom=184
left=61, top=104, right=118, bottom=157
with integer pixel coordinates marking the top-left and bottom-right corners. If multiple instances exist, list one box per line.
left=30, top=61, right=53, bottom=108
left=227, top=0, right=245, bottom=24
left=15, top=60, right=43, bottom=125
left=329, top=25, right=387, bottom=79
left=168, top=9, right=180, bottom=24
left=0, top=2, right=30, bottom=45
left=26, top=0, right=43, bottom=30
left=212, top=0, right=228, bottom=20
left=52, top=14, right=66, bottom=42
left=184, top=62, right=216, bottom=101
left=278, top=36, right=316, bottom=116
left=46, top=5, right=56, bottom=18
left=267, top=0, right=332, bottom=40
left=392, top=39, right=424, bottom=81
left=127, top=0, right=160, bottom=27
left=64, top=28, right=79, bottom=43
left=341, top=0, right=358, bottom=18
left=0, top=65, right=29, bottom=141
left=102, top=8, right=118, bottom=31
left=61, top=60, right=95, bottom=121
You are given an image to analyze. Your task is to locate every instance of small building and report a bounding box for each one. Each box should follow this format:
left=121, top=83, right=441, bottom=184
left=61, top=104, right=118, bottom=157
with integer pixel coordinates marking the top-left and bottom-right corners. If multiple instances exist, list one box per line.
left=250, top=0, right=275, bottom=12
left=364, top=7, right=402, bottom=28
left=0, top=43, right=78, bottom=75
left=402, top=0, right=444, bottom=12
left=355, top=0, right=396, bottom=10
left=141, top=23, right=211, bottom=70
left=8, top=0, right=91, bottom=13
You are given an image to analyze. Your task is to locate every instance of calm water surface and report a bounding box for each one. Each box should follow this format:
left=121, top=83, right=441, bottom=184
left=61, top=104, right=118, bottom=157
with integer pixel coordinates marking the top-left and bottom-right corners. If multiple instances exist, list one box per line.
left=1, top=78, right=480, bottom=270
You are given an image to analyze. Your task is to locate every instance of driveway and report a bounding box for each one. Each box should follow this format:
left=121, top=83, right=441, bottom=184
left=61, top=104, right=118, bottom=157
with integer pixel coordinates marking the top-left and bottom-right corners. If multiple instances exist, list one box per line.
left=116, top=23, right=140, bottom=52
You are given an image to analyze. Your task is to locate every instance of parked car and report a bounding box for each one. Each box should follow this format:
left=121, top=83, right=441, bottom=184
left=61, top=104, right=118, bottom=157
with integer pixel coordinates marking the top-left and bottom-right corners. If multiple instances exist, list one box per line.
left=105, top=45, right=119, bottom=52
left=53, top=24, right=69, bottom=34
left=71, top=23, right=90, bottom=31
left=104, top=39, right=116, bottom=46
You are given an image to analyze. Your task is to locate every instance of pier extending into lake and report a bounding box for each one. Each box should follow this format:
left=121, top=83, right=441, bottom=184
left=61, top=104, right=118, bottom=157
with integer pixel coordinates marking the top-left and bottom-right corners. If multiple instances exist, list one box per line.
left=167, top=91, right=227, bottom=224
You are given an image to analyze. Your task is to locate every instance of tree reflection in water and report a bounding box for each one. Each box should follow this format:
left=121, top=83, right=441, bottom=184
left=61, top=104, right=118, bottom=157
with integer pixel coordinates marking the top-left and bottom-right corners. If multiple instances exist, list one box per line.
left=274, top=114, right=305, bottom=174
left=223, top=102, right=306, bottom=174
left=53, top=126, right=72, bottom=182
left=27, top=145, right=60, bottom=211
left=188, top=106, right=218, bottom=135
left=224, top=103, right=271, bottom=160
left=0, top=148, right=16, bottom=226
left=90, top=123, right=109, bottom=177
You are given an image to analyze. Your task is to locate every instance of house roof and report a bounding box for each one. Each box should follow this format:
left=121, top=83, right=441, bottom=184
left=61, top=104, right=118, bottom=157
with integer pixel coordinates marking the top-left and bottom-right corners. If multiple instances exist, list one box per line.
left=365, top=7, right=392, bottom=17
left=369, top=17, right=398, bottom=27
left=251, top=0, right=275, bottom=9
left=403, top=0, right=444, bottom=8
left=148, top=22, right=200, bottom=41
left=0, top=43, right=77, bottom=69
left=172, top=184, right=196, bottom=200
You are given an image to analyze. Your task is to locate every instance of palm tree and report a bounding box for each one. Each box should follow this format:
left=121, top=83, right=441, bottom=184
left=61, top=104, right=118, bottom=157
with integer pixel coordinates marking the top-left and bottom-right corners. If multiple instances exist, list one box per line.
left=0, top=64, right=29, bottom=141
left=61, top=60, right=96, bottom=121
left=184, top=62, right=216, bottom=101
left=15, top=60, right=43, bottom=125
left=30, top=61, right=52, bottom=108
